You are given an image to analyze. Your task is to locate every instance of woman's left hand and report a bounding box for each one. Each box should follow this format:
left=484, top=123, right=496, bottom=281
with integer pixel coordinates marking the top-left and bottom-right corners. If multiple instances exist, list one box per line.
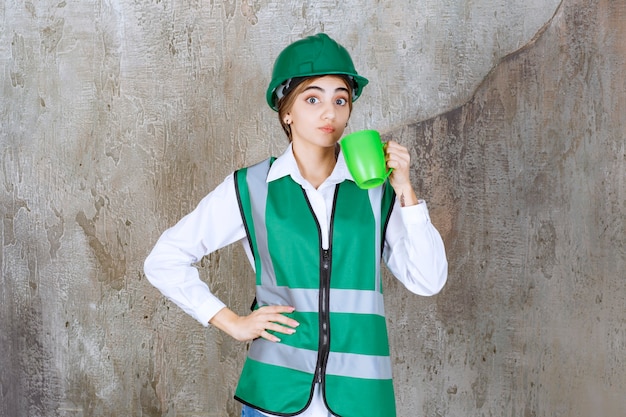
left=384, top=140, right=420, bottom=207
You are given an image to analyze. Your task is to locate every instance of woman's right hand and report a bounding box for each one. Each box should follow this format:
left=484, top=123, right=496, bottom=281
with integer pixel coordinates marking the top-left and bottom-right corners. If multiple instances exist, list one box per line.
left=209, top=305, right=300, bottom=342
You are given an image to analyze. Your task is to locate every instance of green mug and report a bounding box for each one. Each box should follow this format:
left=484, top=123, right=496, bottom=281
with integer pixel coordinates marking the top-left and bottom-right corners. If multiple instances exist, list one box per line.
left=340, top=129, right=392, bottom=189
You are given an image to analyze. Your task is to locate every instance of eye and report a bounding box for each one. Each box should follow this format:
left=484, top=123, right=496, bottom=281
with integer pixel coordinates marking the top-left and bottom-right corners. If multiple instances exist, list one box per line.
left=335, top=97, right=348, bottom=106
left=306, top=96, right=319, bottom=104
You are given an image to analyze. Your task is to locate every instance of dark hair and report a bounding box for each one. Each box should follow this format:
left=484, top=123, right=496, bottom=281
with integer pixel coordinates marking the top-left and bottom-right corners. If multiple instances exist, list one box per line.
left=276, top=75, right=354, bottom=141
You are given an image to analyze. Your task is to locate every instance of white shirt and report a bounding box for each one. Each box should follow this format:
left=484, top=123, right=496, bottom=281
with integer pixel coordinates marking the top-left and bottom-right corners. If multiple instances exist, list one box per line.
left=144, top=144, right=448, bottom=416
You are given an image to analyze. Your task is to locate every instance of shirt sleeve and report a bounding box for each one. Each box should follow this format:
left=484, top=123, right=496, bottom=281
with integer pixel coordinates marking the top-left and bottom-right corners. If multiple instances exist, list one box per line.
left=143, top=173, right=247, bottom=326
left=383, top=200, right=448, bottom=296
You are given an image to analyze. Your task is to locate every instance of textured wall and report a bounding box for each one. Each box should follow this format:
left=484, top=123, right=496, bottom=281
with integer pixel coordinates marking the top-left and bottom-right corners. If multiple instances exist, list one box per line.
left=1, top=0, right=624, bottom=416
left=387, top=1, right=626, bottom=416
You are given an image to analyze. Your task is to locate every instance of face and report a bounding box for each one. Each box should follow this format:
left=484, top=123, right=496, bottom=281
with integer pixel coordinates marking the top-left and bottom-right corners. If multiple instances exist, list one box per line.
left=283, top=76, right=351, bottom=150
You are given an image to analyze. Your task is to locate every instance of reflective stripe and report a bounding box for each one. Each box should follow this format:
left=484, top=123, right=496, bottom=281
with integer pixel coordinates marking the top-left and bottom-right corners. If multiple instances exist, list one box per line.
left=246, top=161, right=276, bottom=286
left=249, top=339, right=317, bottom=374
left=249, top=339, right=392, bottom=380
left=368, top=186, right=383, bottom=293
left=256, top=286, right=385, bottom=316
left=327, top=351, right=393, bottom=380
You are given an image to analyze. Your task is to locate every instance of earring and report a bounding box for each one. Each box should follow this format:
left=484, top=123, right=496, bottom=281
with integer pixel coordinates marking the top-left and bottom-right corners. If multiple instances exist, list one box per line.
left=285, top=119, right=292, bottom=125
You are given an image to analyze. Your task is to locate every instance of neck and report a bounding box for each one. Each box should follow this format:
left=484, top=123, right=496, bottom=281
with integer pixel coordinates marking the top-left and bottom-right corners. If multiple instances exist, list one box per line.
left=292, top=142, right=338, bottom=189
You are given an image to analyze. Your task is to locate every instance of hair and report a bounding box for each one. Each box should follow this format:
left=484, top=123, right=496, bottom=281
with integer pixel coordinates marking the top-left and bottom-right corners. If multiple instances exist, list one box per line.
left=277, top=75, right=354, bottom=141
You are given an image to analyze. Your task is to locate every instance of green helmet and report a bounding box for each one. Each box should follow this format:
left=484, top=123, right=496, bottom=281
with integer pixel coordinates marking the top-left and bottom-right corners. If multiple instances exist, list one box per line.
left=266, top=33, right=369, bottom=111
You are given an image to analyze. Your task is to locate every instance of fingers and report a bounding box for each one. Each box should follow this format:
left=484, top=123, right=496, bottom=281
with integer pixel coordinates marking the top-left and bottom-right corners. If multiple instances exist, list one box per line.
left=383, top=140, right=420, bottom=205
left=259, top=330, right=280, bottom=342
left=384, top=140, right=411, bottom=171
left=244, top=305, right=300, bottom=343
left=384, top=140, right=412, bottom=187
left=257, top=305, right=300, bottom=329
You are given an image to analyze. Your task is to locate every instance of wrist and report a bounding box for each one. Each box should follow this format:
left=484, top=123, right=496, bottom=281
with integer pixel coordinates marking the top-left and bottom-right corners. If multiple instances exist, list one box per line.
left=397, top=187, right=419, bottom=207
left=209, top=307, right=239, bottom=336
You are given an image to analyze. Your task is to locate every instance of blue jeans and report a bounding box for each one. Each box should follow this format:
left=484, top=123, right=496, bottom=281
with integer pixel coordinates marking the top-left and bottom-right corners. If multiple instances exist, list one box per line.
left=241, top=405, right=266, bottom=417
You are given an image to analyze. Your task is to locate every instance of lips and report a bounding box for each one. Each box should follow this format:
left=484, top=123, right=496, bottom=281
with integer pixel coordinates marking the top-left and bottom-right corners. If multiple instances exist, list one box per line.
left=319, top=125, right=336, bottom=134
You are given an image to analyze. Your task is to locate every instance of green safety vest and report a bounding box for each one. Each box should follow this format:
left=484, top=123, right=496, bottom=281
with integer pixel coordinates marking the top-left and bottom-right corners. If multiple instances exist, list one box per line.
left=233, top=158, right=397, bottom=417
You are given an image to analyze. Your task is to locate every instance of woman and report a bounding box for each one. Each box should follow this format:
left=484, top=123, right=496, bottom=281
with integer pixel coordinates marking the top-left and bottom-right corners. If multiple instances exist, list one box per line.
left=144, top=33, right=448, bottom=417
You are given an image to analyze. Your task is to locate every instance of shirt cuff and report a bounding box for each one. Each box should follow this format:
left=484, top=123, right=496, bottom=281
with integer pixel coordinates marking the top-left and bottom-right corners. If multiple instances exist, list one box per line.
left=194, top=295, right=227, bottom=327
left=399, top=199, right=431, bottom=226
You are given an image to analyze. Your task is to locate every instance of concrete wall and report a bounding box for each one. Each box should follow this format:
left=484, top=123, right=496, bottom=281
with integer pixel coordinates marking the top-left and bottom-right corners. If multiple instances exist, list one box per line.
left=388, top=1, right=626, bottom=416
left=1, top=0, right=624, bottom=416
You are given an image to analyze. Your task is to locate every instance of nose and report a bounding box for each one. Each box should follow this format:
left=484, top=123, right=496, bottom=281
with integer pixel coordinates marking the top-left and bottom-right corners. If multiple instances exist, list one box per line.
left=322, top=101, right=336, bottom=120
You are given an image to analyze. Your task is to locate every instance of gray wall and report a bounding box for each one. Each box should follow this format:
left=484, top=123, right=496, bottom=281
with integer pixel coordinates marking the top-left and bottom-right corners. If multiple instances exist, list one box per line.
left=1, top=0, right=624, bottom=416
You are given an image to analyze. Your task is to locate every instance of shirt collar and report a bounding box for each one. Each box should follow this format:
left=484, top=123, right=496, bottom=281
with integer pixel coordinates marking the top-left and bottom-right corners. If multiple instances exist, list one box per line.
left=267, top=143, right=355, bottom=188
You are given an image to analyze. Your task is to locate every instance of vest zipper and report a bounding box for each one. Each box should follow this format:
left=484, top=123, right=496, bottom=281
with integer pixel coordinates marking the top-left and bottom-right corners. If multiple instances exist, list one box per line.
left=316, top=247, right=332, bottom=384
left=302, top=186, right=339, bottom=389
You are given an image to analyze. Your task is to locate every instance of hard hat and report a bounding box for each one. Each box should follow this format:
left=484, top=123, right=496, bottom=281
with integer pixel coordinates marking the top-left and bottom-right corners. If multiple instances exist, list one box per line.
left=266, top=33, right=369, bottom=111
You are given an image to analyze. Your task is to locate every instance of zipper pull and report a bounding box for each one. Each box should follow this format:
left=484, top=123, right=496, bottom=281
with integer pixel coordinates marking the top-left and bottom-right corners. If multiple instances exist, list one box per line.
left=322, top=249, right=330, bottom=270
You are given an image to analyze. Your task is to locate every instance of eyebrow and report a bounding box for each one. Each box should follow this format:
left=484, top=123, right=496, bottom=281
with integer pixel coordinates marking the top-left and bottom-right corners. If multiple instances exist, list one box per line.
left=303, top=85, right=350, bottom=94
